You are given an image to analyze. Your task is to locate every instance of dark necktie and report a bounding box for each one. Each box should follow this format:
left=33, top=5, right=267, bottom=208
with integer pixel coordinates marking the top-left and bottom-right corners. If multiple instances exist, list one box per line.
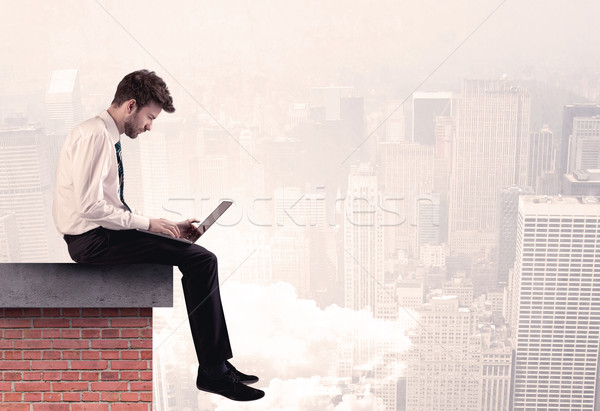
left=114, top=141, right=131, bottom=212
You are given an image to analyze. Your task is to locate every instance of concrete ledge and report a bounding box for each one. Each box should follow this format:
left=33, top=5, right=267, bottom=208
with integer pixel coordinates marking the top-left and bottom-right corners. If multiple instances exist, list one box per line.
left=0, top=263, right=173, bottom=307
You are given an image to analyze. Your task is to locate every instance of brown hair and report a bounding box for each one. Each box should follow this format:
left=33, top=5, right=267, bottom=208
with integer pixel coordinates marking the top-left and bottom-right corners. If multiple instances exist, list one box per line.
left=111, top=70, right=175, bottom=113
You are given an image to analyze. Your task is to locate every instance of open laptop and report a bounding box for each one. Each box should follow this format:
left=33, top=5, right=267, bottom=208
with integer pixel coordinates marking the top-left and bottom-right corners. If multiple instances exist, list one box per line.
left=136, top=200, right=233, bottom=244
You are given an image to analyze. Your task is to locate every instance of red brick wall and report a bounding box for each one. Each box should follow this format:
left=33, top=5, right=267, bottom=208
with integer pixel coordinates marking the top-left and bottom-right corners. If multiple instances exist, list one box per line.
left=0, top=308, right=152, bottom=411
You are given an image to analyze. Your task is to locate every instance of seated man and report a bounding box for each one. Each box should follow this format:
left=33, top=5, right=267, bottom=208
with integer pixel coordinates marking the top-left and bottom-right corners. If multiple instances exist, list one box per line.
left=52, top=69, right=264, bottom=402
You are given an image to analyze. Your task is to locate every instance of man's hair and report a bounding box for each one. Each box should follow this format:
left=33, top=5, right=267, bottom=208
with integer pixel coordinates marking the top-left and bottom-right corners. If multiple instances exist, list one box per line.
left=112, top=70, right=175, bottom=113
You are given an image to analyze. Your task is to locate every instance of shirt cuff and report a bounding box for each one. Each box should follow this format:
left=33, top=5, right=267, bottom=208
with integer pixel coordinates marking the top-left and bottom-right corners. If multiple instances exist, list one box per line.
left=130, top=214, right=151, bottom=230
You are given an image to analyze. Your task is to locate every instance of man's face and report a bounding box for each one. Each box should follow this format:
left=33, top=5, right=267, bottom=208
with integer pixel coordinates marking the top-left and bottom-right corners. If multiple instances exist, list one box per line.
left=124, top=101, right=162, bottom=139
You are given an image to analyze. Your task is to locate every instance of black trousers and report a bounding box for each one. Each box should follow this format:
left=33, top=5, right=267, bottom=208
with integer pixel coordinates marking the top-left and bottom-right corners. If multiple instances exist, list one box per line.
left=64, top=227, right=233, bottom=367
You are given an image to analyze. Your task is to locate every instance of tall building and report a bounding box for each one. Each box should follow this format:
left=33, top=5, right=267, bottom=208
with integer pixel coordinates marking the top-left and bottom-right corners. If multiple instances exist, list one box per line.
left=44, top=69, right=83, bottom=135
left=497, top=186, right=534, bottom=284
left=567, top=116, right=600, bottom=173
left=344, top=163, right=385, bottom=314
left=449, top=79, right=530, bottom=254
left=0, top=126, right=54, bottom=262
left=0, top=211, right=19, bottom=262
left=509, top=195, right=600, bottom=410
left=385, top=100, right=405, bottom=142
left=563, top=169, right=600, bottom=196
left=560, top=104, right=600, bottom=176
left=528, top=125, right=556, bottom=194
left=412, top=91, right=453, bottom=145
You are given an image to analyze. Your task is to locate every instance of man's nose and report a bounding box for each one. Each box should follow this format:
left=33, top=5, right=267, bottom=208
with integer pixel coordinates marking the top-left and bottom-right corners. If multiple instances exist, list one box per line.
left=145, top=121, right=153, bottom=131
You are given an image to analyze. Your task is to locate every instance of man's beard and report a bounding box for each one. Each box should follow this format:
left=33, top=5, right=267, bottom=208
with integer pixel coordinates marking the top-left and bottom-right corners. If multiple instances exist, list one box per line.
left=124, top=111, right=141, bottom=138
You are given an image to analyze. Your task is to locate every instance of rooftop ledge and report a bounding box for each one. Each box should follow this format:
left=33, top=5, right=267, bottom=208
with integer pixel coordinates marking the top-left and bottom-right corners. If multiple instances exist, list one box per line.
left=0, top=263, right=173, bottom=307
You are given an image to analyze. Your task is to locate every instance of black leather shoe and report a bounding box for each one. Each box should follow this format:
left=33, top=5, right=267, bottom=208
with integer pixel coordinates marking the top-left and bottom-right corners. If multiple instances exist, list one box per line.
left=196, top=367, right=265, bottom=401
left=225, top=360, right=259, bottom=384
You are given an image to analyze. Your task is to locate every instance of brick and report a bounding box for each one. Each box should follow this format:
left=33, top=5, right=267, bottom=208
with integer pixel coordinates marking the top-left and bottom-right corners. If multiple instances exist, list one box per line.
left=0, top=319, right=30, bottom=328
left=60, top=372, right=80, bottom=381
left=0, top=361, right=30, bottom=370
left=15, top=340, right=52, bottom=350
left=130, top=381, right=152, bottom=391
left=4, top=392, right=22, bottom=401
left=140, top=371, right=152, bottom=381
left=81, top=392, right=100, bottom=402
left=23, top=308, right=42, bottom=317
left=119, top=371, right=139, bottom=381
left=82, top=351, right=100, bottom=360
left=91, top=381, right=128, bottom=391
left=62, top=351, right=81, bottom=360
left=121, top=351, right=139, bottom=360
left=91, top=340, right=128, bottom=349
left=23, top=371, right=42, bottom=380
left=101, top=391, right=119, bottom=402
left=14, top=382, right=51, bottom=392
left=4, top=371, right=23, bottom=380
left=42, top=329, right=61, bottom=339
left=62, top=392, right=81, bottom=401
left=140, top=392, right=152, bottom=402
left=43, top=351, right=62, bottom=360
left=42, top=392, right=63, bottom=402
left=42, top=371, right=61, bottom=381
left=32, top=361, right=69, bottom=370
left=34, top=404, right=69, bottom=410
left=111, top=318, right=149, bottom=328
left=110, top=360, right=147, bottom=370
left=100, top=371, right=119, bottom=381
left=24, top=329, right=42, bottom=339
left=140, top=350, right=152, bottom=360
left=4, top=351, right=23, bottom=360
left=100, top=351, right=119, bottom=360
left=81, top=329, right=100, bottom=339
left=52, top=382, right=89, bottom=391
left=120, top=392, right=139, bottom=401
left=112, top=404, right=150, bottom=411
left=130, top=340, right=152, bottom=349
left=0, top=341, right=13, bottom=349
left=4, top=330, right=24, bottom=339
left=101, top=329, right=120, bottom=338
left=80, top=372, right=100, bottom=381
left=120, top=329, right=140, bottom=338
left=3, top=308, right=23, bottom=317
left=139, top=308, right=152, bottom=317
left=33, top=319, right=70, bottom=328
left=53, top=340, right=89, bottom=349
left=100, top=308, right=120, bottom=317
left=140, top=329, right=152, bottom=338
left=73, top=405, right=108, bottom=411
left=0, top=382, right=12, bottom=390
left=61, top=308, right=81, bottom=317
left=81, top=308, right=100, bottom=317
left=120, top=308, right=139, bottom=316
left=24, top=392, right=43, bottom=401
left=0, top=404, right=28, bottom=411
left=72, top=319, right=109, bottom=328
left=71, top=361, right=108, bottom=370
left=23, top=351, right=42, bottom=360
left=41, top=308, right=61, bottom=317
left=62, top=329, right=81, bottom=339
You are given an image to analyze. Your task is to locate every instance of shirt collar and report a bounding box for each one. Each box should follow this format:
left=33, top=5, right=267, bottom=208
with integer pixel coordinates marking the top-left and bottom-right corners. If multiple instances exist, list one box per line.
left=98, top=110, right=121, bottom=145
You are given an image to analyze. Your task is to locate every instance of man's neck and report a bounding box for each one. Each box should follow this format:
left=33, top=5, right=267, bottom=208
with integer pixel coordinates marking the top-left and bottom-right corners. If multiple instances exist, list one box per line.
left=107, top=106, right=124, bottom=135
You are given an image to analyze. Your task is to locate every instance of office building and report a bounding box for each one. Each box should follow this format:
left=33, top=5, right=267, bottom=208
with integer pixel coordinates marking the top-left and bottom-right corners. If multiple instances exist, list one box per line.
left=509, top=195, right=600, bottom=410
left=449, top=79, right=530, bottom=254
left=412, top=91, right=453, bottom=145
left=528, top=125, right=556, bottom=194
left=563, top=169, right=600, bottom=196
left=560, top=104, right=600, bottom=176
left=44, top=69, right=83, bottom=135
left=567, top=116, right=600, bottom=173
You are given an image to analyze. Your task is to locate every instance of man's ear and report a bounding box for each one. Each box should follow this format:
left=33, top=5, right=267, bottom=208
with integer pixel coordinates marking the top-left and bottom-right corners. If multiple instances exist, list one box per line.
left=126, top=99, right=137, bottom=114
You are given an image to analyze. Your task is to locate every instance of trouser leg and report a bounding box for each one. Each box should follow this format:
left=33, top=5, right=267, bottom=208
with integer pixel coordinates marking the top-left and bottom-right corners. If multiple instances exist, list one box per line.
left=63, top=227, right=233, bottom=366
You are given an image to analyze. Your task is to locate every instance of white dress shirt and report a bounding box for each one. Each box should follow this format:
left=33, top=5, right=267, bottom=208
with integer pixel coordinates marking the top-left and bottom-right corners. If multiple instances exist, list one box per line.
left=53, top=110, right=150, bottom=235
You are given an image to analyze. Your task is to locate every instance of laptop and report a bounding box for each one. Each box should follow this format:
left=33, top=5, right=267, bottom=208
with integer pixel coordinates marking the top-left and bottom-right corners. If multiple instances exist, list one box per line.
left=136, top=200, right=233, bottom=244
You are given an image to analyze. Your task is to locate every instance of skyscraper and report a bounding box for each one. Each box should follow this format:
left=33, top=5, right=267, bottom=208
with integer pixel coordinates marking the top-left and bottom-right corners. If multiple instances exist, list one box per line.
left=44, top=69, right=83, bottom=135
left=528, top=125, right=556, bottom=194
left=449, top=79, right=530, bottom=254
left=412, top=91, right=453, bottom=145
left=560, top=104, right=600, bottom=176
left=567, top=116, right=600, bottom=173
left=509, top=195, right=600, bottom=410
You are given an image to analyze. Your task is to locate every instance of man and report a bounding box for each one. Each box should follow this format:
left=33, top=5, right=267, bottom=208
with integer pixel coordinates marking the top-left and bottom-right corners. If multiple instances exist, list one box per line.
left=52, top=69, right=264, bottom=402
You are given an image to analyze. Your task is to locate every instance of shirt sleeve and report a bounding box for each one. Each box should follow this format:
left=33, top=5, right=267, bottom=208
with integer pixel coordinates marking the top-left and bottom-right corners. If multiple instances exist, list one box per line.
left=70, top=130, right=150, bottom=231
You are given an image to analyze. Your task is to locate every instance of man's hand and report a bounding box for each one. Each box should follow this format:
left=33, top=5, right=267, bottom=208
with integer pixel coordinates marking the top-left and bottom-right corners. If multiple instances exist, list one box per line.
left=149, top=218, right=181, bottom=238
left=177, top=218, right=202, bottom=241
